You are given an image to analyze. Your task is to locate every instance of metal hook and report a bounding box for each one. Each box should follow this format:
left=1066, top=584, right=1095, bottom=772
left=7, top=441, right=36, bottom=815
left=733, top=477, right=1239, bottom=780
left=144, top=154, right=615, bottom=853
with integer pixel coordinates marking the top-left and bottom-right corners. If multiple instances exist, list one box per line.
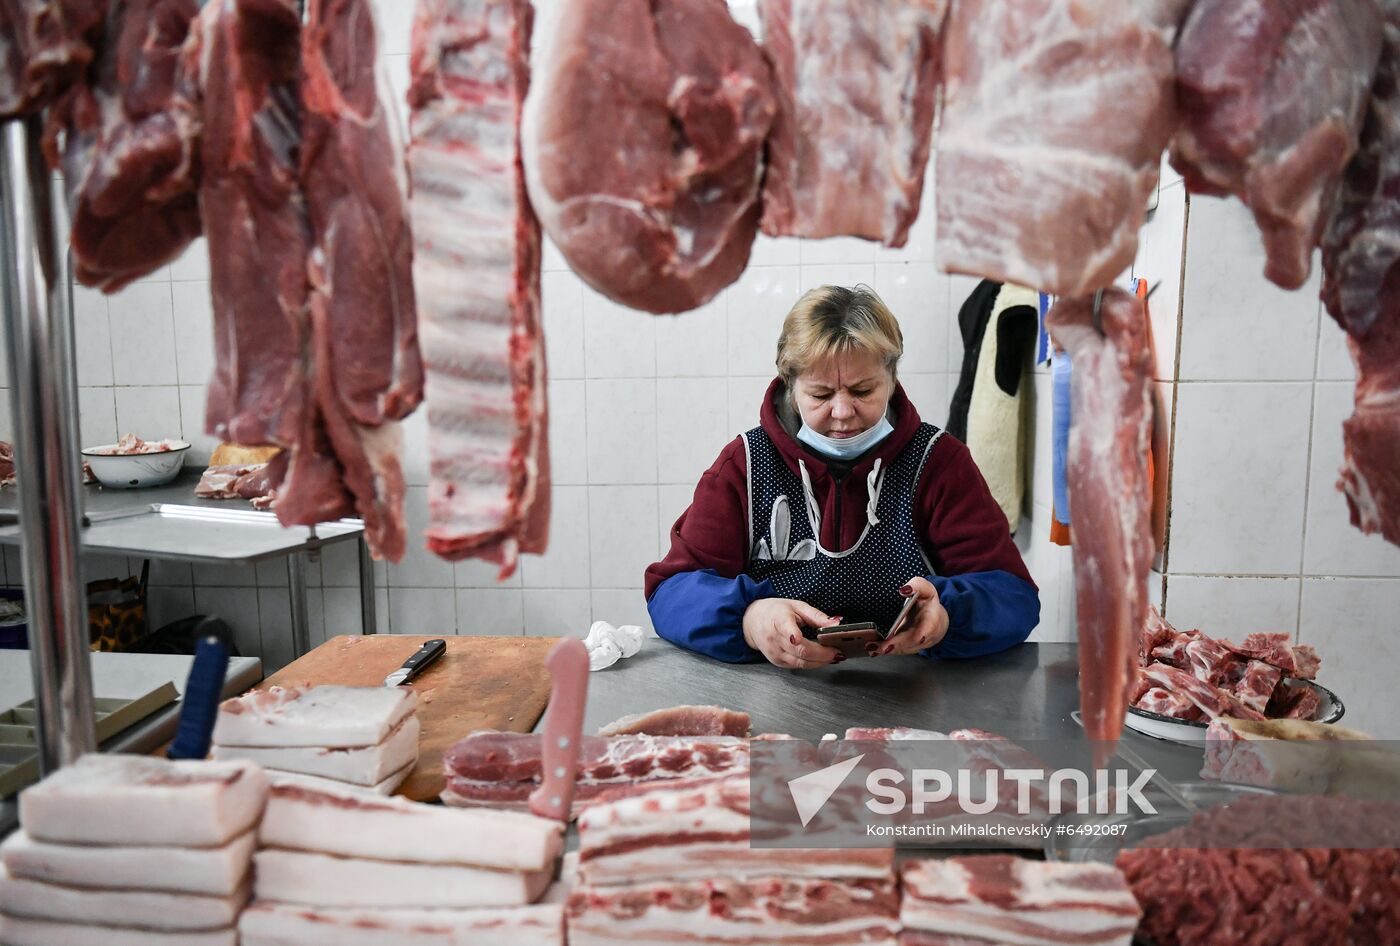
left=1091, top=288, right=1104, bottom=335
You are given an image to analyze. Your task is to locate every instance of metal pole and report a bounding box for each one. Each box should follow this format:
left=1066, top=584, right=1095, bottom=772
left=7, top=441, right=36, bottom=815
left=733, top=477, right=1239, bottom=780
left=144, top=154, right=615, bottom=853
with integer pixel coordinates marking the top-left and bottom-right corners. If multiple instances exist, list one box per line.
left=287, top=551, right=310, bottom=657
left=358, top=535, right=377, bottom=635
left=0, top=116, right=97, bottom=771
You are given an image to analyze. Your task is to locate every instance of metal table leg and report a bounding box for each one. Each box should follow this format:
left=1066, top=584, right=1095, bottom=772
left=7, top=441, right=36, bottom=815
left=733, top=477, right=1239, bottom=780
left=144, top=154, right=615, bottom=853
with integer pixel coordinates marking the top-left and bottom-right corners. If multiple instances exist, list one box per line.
left=358, top=535, right=377, bottom=635
left=0, top=117, right=96, bottom=771
left=287, top=552, right=310, bottom=657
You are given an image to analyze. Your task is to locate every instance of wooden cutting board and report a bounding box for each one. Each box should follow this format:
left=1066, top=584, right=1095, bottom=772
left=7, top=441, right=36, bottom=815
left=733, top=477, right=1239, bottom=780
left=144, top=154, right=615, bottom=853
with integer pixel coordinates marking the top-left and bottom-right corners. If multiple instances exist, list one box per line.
left=259, top=635, right=559, bottom=802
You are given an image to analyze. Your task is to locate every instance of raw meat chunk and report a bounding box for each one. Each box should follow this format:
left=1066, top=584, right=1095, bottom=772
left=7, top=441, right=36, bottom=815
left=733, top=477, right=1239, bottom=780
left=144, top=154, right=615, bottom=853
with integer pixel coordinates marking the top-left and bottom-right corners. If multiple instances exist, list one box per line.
left=0, top=915, right=235, bottom=946
left=0, top=0, right=100, bottom=118
left=757, top=0, right=945, bottom=246
left=1046, top=289, right=1155, bottom=764
left=213, top=715, right=419, bottom=785
left=17, top=755, right=267, bottom=847
left=575, top=775, right=894, bottom=887
left=568, top=876, right=899, bottom=946
left=1172, top=0, right=1383, bottom=289
left=297, top=0, right=419, bottom=562
left=0, top=865, right=249, bottom=931
left=239, top=900, right=565, bottom=946
left=937, top=0, right=1176, bottom=295
left=1221, top=632, right=1320, bottom=679
left=46, top=0, right=201, bottom=292
left=1321, top=3, right=1400, bottom=548
left=522, top=0, right=776, bottom=313
left=1117, top=797, right=1400, bottom=946
left=1143, top=664, right=1267, bottom=722
left=0, top=829, right=254, bottom=897
left=214, top=684, right=417, bottom=748
left=409, top=0, right=549, bottom=574
left=596, top=704, right=750, bottom=737
left=253, top=848, right=552, bottom=908
left=192, top=0, right=312, bottom=453
left=1134, top=685, right=1200, bottom=721
left=441, top=732, right=750, bottom=814
left=900, top=856, right=1140, bottom=946
left=260, top=778, right=563, bottom=872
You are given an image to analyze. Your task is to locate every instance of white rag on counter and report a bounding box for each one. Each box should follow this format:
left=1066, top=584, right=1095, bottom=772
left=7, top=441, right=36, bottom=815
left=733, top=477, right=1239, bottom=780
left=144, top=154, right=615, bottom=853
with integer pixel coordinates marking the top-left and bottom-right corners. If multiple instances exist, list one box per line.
left=584, top=621, right=644, bottom=671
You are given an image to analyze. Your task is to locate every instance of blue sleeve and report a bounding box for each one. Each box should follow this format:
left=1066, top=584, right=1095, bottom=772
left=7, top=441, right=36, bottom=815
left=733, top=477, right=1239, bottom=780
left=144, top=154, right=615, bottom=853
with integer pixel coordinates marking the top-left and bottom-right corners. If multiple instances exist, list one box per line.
left=922, top=570, right=1040, bottom=660
left=647, top=569, right=775, bottom=663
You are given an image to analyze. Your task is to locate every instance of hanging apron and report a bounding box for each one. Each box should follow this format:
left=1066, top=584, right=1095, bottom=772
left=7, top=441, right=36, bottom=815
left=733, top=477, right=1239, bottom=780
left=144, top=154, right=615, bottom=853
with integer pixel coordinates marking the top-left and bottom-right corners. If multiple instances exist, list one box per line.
left=742, top=423, right=943, bottom=629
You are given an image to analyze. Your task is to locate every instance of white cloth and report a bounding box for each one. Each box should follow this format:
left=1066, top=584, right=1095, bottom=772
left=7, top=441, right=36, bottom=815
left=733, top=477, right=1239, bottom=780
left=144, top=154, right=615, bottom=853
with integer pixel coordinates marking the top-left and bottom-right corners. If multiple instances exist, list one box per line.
left=585, top=620, right=644, bottom=671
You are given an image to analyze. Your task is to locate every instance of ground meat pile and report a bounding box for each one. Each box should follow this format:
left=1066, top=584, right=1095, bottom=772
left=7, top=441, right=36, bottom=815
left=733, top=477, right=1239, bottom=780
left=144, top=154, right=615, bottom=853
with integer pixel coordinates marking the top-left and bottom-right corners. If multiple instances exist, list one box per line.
left=1117, top=796, right=1400, bottom=946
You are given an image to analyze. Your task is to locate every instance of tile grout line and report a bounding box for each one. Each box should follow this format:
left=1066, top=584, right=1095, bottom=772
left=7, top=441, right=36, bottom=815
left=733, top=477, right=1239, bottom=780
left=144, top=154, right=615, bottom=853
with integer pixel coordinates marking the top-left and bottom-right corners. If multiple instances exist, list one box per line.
left=1158, top=187, right=1190, bottom=618
left=1294, top=302, right=1327, bottom=643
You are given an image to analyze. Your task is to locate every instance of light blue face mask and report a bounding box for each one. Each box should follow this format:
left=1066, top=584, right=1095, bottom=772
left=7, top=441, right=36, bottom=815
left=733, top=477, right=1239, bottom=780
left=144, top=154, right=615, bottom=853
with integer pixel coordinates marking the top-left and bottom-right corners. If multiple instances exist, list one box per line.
left=797, top=415, right=895, bottom=460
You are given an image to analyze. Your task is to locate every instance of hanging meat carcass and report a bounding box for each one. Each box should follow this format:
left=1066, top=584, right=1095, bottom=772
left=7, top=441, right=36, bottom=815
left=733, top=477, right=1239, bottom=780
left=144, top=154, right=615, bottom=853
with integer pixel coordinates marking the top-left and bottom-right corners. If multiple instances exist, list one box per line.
left=45, top=0, right=201, bottom=293
left=1046, top=288, right=1156, bottom=766
left=192, top=0, right=414, bottom=560
left=0, top=0, right=101, bottom=119
left=1172, top=0, right=1384, bottom=290
left=192, top=0, right=312, bottom=456
left=1321, top=1, right=1400, bottom=548
left=299, top=0, right=422, bottom=562
left=522, top=0, right=776, bottom=314
left=408, top=0, right=549, bottom=575
left=757, top=0, right=946, bottom=247
left=936, top=0, right=1176, bottom=296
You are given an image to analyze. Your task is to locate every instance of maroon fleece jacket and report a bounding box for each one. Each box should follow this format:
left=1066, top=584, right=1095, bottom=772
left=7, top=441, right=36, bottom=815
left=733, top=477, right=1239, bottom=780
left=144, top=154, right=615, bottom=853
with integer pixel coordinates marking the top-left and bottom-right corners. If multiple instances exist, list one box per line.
left=645, top=379, right=1034, bottom=596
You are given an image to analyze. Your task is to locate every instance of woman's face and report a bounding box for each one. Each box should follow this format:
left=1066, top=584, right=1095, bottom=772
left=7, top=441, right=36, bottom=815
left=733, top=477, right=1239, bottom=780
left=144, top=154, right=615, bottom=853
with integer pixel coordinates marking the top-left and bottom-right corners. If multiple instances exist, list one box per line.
left=792, top=349, right=894, bottom=439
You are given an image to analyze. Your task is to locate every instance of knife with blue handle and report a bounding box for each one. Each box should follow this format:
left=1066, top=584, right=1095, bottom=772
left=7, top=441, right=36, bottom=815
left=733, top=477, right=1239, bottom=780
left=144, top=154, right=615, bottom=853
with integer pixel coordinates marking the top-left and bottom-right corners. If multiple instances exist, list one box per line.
left=168, top=618, right=232, bottom=761
left=384, top=639, right=447, bottom=687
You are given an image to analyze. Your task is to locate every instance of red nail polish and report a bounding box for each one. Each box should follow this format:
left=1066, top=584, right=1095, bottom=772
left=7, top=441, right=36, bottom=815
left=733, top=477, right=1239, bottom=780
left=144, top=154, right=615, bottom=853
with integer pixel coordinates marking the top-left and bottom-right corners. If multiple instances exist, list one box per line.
left=898, top=584, right=913, bottom=597
left=789, top=634, right=798, bottom=645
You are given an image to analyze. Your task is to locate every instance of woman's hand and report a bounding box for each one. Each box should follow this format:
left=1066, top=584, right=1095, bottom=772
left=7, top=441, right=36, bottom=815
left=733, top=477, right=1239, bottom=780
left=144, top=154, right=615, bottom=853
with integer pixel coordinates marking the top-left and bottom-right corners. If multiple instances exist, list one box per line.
left=742, top=598, right=842, bottom=669
left=875, top=577, right=949, bottom=656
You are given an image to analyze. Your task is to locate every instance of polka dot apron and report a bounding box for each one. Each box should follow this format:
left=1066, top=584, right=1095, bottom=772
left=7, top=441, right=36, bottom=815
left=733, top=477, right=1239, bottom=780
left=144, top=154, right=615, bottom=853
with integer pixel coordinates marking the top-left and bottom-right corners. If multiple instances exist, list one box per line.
left=742, top=423, right=944, bottom=629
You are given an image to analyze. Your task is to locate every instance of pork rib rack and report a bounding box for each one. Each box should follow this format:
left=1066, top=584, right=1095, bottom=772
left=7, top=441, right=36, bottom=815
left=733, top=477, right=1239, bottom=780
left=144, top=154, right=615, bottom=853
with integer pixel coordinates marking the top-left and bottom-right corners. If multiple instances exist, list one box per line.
left=409, top=0, right=549, bottom=575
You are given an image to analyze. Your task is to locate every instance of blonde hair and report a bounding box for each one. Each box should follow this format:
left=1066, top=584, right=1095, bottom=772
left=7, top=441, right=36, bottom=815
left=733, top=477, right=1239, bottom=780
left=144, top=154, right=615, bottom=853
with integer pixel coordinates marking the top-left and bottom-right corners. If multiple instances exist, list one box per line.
left=775, top=285, right=903, bottom=385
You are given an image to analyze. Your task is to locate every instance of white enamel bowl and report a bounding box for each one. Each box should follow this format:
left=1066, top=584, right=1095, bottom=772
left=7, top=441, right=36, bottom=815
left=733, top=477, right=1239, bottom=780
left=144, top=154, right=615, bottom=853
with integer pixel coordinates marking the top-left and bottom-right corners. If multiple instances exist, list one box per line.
left=82, top=441, right=191, bottom=488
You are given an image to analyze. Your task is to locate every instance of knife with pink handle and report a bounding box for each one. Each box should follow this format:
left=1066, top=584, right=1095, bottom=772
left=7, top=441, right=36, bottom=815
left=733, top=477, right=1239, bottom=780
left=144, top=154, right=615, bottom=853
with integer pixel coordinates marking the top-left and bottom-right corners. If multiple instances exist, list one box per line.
left=528, top=638, right=589, bottom=821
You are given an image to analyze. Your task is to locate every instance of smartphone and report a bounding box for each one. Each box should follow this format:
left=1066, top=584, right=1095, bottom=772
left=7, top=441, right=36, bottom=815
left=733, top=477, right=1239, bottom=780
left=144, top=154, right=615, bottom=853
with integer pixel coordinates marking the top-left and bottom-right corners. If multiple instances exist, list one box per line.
left=813, top=621, right=884, bottom=658
left=886, top=595, right=918, bottom=638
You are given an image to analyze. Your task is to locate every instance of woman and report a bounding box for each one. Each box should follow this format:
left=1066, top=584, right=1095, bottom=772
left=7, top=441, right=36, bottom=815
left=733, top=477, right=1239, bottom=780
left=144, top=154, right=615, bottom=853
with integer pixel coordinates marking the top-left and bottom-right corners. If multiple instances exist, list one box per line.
left=645, top=285, right=1039, bottom=669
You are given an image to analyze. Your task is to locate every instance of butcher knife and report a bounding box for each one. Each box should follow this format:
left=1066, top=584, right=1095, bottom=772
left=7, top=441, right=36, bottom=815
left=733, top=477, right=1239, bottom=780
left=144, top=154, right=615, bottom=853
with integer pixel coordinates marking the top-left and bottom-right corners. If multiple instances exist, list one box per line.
left=529, top=638, right=590, bottom=822
left=383, top=638, right=447, bottom=686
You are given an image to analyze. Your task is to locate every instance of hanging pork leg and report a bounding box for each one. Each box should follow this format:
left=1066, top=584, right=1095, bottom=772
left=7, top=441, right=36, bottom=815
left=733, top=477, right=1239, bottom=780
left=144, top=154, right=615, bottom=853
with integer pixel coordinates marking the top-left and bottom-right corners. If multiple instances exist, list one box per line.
left=1046, top=288, right=1156, bottom=766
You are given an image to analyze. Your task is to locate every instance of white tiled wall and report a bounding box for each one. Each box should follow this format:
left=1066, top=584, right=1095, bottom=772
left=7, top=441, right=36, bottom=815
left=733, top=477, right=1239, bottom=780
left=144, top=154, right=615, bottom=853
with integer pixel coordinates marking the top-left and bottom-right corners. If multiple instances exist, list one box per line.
left=1148, top=194, right=1400, bottom=736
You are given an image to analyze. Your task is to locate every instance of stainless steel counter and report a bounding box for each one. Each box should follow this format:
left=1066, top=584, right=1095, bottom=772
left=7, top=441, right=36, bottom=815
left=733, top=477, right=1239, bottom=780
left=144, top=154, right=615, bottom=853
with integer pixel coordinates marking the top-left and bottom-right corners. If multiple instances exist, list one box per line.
left=0, top=470, right=377, bottom=656
left=583, top=640, right=1204, bottom=780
